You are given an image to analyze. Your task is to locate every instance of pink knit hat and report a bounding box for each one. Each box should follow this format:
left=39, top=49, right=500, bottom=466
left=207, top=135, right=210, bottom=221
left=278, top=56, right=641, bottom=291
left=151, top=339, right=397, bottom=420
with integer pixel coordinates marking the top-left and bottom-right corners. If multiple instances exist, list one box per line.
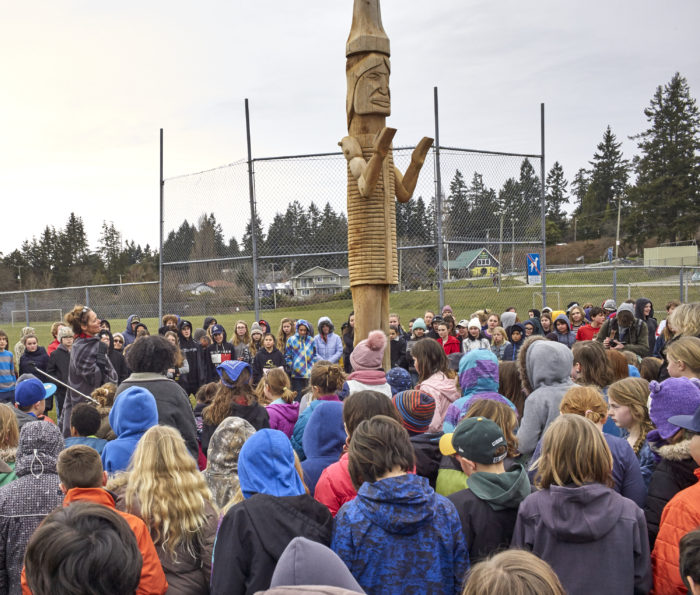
left=350, top=330, right=387, bottom=371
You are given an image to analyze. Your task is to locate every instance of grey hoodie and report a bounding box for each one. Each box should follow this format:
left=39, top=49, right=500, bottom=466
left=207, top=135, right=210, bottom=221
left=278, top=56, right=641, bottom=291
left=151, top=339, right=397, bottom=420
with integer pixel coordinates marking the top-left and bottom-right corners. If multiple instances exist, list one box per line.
left=500, top=312, right=516, bottom=331
left=512, top=483, right=651, bottom=595
left=517, top=341, right=574, bottom=458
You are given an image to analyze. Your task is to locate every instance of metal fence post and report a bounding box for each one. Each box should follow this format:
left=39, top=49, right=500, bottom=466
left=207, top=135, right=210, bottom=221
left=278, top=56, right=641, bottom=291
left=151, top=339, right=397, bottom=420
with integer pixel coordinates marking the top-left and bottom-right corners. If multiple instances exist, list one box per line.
left=540, top=103, right=547, bottom=308
left=612, top=267, right=617, bottom=304
left=24, top=292, right=29, bottom=327
left=85, top=287, right=90, bottom=308
left=680, top=268, right=684, bottom=302
left=245, top=99, right=260, bottom=320
left=433, top=87, right=445, bottom=310
left=159, top=128, right=164, bottom=321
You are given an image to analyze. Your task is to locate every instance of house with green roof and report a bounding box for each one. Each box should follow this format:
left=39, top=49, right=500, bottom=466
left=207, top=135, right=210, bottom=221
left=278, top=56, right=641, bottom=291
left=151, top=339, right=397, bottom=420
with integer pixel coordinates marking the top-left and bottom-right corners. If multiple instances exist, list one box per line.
left=445, top=248, right=499, bottom=278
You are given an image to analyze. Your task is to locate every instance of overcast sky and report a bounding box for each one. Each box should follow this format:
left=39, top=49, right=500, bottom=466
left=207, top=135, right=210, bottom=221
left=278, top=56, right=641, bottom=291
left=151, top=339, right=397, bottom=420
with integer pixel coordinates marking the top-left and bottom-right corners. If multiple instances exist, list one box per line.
left=2, top=0, right=699, bottom=255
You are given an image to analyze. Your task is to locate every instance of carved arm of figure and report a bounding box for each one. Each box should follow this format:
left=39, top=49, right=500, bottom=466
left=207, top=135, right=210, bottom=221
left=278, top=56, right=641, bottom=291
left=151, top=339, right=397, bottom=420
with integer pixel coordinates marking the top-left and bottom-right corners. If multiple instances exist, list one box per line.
left=339, top=127, right=396, bottom=198
left=394, top=136, right=434, bottom=203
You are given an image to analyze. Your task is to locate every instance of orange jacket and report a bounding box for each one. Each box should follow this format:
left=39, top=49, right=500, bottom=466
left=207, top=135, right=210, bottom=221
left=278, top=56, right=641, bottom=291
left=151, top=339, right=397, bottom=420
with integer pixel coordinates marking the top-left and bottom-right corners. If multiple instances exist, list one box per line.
left=22, top=487, right=168, bottom=595
left=652, top=467, right=700, bottom=594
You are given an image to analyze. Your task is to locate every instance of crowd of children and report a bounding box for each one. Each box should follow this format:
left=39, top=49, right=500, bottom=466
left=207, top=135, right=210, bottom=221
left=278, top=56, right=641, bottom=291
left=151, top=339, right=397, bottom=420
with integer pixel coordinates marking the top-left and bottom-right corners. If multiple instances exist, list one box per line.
left=0, top=298, right=700, bottom=594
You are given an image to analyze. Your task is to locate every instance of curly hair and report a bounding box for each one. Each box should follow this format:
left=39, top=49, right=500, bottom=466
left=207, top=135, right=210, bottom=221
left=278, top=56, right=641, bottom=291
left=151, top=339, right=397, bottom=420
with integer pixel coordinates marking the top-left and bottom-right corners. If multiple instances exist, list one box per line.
left=91, top=383, right=117, bottom=408
left=559, top=385, right=608, bottom=425
left=123, top=425, right=214, bottom=558
left=125, top=335, right=176, bottom=374
left=64, top=304, right=92, bottom=334
left=309, top=362, right=346, bottom=396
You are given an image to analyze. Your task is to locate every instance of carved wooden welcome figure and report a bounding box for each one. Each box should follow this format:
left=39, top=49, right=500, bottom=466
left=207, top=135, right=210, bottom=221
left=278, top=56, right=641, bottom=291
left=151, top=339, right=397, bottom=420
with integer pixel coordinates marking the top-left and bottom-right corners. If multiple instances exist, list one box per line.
left=341, top=0, right=433, bottom=359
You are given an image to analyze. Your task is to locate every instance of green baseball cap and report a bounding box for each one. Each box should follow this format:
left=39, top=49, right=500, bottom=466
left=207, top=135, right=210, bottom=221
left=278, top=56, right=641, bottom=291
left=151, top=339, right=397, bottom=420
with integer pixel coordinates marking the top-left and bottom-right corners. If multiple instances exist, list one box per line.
left=439, top=416, right=507, bottom=465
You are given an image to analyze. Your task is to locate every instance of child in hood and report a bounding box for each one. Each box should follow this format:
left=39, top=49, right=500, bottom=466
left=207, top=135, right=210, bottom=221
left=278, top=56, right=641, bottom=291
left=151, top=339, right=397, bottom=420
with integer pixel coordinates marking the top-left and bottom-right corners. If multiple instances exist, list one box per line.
left=546, top=314, right=576, bottom=349
left=285, top=320, right=316, bottom=397
left=502, top=323, right=525, bottom=361
left=101, top=386, right=158, bottom=474
left=300, top=401, right=346, bottom=496
left=314, top=317, right=343, bottom=364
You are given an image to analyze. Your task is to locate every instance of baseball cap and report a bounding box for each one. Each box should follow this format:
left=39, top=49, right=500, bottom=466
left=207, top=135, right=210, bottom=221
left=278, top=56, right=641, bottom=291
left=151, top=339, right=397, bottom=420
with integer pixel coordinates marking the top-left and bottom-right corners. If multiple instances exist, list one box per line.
left=669, top=404, right=700, bottom=434
left=456, top=319, right=469, bottom=328
left=439, top=416, right=508, bottom=465
left=211, top=324, right=225, bottom=336
left=15, top=377, right=56, bottom=408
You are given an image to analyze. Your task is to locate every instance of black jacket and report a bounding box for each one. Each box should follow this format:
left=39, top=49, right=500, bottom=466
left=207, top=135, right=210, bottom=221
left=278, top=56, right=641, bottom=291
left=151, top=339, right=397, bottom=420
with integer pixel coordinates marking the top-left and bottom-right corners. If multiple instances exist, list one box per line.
left=201, top=402, right=270, bottom=456
left=108, top=350, right=129, bottom=385
left=644, top=441, right=698, bottom=548
left=410, top=432, right=442, bottom=488
left=178, top=321, right=207, bottom=394
left=390, top=338, right=408, bottom=370
left=342, top=330, right=354, bottom=374
left=210, top=493, right=333, bottom=595
left=46, top=345, right=71, bottom=413
left=252, top=347, right=285, bottom=385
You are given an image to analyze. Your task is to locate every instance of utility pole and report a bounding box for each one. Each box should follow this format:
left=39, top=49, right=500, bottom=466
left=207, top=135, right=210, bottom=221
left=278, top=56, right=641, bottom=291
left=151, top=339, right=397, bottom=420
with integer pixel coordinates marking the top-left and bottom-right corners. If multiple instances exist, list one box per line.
left=615, top=195, right=622, bottom=260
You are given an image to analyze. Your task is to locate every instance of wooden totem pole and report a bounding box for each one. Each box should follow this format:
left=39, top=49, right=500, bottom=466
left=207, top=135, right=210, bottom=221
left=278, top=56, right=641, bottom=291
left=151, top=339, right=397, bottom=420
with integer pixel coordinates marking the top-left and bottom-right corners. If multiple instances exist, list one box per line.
left=340, top=0, right=433, bottom=366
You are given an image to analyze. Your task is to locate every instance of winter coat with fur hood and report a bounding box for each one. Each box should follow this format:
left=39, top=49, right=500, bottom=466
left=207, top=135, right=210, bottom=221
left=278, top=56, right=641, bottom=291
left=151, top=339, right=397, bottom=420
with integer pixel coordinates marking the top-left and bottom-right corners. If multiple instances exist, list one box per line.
left=644, top=438, right=699, bottom=549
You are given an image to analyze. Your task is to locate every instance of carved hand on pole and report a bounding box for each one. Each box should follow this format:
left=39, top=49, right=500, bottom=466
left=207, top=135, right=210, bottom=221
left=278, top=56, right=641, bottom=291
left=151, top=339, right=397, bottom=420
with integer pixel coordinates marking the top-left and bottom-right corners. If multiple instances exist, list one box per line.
left=340, top=127, right=396, bottom=198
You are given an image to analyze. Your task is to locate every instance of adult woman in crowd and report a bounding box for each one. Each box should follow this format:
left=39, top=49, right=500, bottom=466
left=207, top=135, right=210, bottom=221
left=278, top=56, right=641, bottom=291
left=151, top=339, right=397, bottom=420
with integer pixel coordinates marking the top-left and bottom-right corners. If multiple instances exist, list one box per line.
left=117, top=334, right=198, bottom=461
left=98, top=329, right=129, bottom=385
left=342, top=311, right=355, bottom=374
left=112, top=425, right=218, bottom=594
left=64, top=305, right=118, bottom=438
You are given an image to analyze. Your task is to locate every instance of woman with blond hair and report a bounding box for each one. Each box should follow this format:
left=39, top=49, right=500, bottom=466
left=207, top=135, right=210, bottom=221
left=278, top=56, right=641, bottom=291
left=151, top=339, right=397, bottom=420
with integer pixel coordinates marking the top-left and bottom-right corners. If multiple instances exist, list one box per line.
left=513, top=414, right=651, bottom=595
left=0, top=403, right=18, bottom=486
left=112, top=425, right=218, bottom=595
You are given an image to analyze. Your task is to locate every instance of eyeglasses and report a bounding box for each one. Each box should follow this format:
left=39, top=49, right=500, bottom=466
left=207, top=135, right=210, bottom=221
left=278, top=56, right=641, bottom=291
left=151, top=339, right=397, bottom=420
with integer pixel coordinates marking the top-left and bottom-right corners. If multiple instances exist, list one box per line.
left=113, top=338, right=124, bottom=344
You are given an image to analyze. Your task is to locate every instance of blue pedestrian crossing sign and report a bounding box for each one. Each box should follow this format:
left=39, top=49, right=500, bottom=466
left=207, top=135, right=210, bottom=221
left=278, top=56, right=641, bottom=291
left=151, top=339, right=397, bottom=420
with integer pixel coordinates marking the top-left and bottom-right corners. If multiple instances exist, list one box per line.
left=527, top=253, right=541, bottom=275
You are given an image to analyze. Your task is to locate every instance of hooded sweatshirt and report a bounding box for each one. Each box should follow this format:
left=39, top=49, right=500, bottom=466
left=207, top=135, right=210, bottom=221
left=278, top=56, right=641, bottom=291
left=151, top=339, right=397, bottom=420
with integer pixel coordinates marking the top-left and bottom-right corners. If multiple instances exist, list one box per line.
left=502, top=323, right=525, bottom=361
left=101, top=386, right=159, bottom=473
left=546, top=313, right=576, bottom=348
left=448, top=463, right=531, bottom=563
left=301, top=402, right=346, bottom=495
left=202, top=416, right=256, bottom=509
left=443, top=350, right=516, bottom=433
left=123, top=314, right=140, bottom=346
left=267, top=400, right=300, bottom=439
left=331, top=474, right=468, bottom=595
left=500, top=312, right=516, bottom=332
left=517, top=340, right=574, bottom=459
left=210, top=430, right=333, bottom=595
left=285, top=320, right=316, bottom=379
left=511, top=483, right=651, bottom=595
left=419, top=371, right=461, bottom=434
left=178, top=319, right=207, bottom=394
left=314, top=317, right=343, bottom=364
left=635, top=297, right=657, bottom=351
left=268, top=537, right=364, bottom=593
left=290, top=394, right=342, bottom=460
left=0, top=422, right=64, bottom=595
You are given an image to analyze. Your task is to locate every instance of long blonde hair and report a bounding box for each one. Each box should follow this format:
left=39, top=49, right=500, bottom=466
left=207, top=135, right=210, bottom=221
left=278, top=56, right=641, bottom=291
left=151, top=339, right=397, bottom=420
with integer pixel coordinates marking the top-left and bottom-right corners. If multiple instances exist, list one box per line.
left=277, top=318, right=294, bottom=350
left=0, top=403, right=19, bottom=450
left=124, top=425, right=214, bottom=557
left=232, top=320, right=250, bottom=347
left=608, top=377, right=653, bottom=454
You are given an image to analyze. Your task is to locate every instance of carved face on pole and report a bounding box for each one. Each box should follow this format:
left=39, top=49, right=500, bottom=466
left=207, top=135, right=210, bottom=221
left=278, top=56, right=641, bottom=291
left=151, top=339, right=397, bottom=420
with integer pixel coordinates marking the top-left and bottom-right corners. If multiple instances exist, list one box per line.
left=346, top=53, right=391, bottom=126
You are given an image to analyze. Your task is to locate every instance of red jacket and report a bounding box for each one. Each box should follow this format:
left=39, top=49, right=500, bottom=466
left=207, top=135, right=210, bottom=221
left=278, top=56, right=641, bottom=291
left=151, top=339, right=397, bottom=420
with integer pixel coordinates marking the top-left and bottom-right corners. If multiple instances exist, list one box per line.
left=438, top=335, right=461, bottom=355
left=314, top=453, right=356, bottom=517
left=576, top=324, right=602, bottom=342
left=652, top=467, right=700, bottom=594
left=22, top=487, right=168, bottom=595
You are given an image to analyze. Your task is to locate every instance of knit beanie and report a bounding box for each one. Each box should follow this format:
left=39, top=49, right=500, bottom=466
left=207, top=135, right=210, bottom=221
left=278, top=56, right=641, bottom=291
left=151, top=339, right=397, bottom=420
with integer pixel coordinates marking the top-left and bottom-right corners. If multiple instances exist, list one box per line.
left=468, top=317, right=481, bottom=329
left=648, top=377, right=700, bottom=443
left=392, top=390, right=436, bottom=435
left=386, top=367, right=412, bottom=394
left=57, top=326, right=74, bottom=341
left=350, top=330, right=387, bottom=371
left=412, top=318, right=427, bottom=331
left=250, top=322, right=263, bottom=335
left=193, top=328, right=207, bottom=342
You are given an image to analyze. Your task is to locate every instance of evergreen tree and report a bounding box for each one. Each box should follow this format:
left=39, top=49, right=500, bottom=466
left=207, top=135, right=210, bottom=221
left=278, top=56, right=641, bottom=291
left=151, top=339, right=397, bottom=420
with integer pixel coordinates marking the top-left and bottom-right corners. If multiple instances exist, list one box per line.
left=627, top=72, right=700, bottom=243
left=163, top=220, right=195, bottom=262
left=98, top=221, right=125, bottom=283
left=545, top=161, right=569, bottom=244
left=444, top=170, right=468, bottom=240
left=579, top=126, right=629, bottom=239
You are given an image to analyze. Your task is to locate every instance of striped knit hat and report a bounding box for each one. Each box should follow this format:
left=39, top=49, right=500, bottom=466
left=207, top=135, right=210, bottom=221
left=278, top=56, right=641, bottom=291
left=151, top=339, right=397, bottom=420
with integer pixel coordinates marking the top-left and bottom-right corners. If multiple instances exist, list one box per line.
left=392, top=390, right=436, bottom=435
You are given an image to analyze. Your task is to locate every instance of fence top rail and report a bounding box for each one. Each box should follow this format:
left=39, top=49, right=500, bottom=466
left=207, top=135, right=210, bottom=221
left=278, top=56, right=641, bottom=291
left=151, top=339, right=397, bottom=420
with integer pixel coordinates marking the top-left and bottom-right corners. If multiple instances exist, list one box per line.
left=439, top=145, right=542, bottom=159
left=0, top=280, right=160, bottom=298
left=552, top=265, right=692, bottom=272
left=164, top=159, right=248, bottom=182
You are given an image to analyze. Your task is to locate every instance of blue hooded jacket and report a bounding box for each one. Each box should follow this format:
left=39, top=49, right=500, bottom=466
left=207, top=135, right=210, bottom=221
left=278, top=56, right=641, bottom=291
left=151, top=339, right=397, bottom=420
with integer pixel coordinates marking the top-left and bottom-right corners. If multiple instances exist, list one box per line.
left=285, top=319, right=316, bottom=379
left=549, top=313, right=576, bottom=348
left=101, top=386, right=158, bottom=473
left=331, top=474, right=469, bottom=595
left=122, top=314, right=140, bottom=346
left=313, top=317, right=343, bottom=364
left=301, top=402, right=346, bottom=495
left=503, top=323, right=526, bottom=361
left=238, top=429, right=306, bottom=499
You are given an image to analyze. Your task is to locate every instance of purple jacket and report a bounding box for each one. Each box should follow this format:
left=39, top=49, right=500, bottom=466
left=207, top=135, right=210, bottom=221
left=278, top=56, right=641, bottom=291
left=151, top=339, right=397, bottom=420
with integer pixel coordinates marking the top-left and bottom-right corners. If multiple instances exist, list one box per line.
left=511, top=483, right=651, bottom=595
left=267, top=401, right=300, bottom=438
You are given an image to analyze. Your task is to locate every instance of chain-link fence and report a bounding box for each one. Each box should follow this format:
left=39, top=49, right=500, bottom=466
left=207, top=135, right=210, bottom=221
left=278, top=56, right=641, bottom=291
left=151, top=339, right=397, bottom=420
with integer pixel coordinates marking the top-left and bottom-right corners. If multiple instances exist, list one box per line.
left=160, top=144, right=548, bottom=319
